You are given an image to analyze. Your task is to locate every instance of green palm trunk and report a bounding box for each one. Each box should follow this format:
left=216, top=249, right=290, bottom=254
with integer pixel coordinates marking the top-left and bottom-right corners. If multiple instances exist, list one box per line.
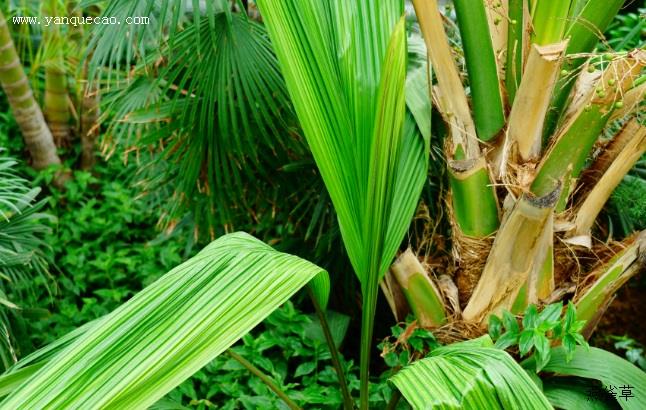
left=43, top=0, right=71, bottom=145
left=0, top=11, right=60, bottom=169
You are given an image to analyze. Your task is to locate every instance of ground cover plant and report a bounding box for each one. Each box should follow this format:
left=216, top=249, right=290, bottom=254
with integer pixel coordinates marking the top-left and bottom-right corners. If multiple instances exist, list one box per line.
left=0, top=0, right=644, bottom=409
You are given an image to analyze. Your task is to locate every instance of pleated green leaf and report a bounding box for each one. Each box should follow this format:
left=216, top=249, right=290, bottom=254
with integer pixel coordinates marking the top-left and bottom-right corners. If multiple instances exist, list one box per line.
left=524, top=346, right=646, bottom=410
left=542, top=378, right=613, bottom=410
left=0, top=232, right=328, bottom=409
left=391, top=337, right=552, bottom=410
left=255, top=2, right=428, bottom=405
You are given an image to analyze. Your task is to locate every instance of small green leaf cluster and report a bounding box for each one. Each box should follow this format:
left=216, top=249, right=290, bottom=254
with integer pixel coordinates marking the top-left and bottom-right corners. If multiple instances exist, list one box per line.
left=488, top=302, right=588, bottom=372
left=378, top=317, right=441, bottom=369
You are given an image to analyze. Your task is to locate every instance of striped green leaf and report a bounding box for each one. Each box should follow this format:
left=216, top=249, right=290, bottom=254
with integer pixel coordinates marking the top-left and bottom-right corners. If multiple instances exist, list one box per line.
left=391, top=337, right=552, bottom=410
left=542, top=378, right=614, bottom=410
left=256, top=1, right=428, bottom=407
left=0, top=232, right=328, bottom=409
left=524, top=346, right=646, bottom=410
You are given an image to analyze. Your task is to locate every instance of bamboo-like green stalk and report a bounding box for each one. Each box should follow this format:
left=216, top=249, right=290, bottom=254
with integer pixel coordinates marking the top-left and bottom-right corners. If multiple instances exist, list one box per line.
left=44, top=68, right=70, bottom=143
left=80, top=64, right=100, bottom=169
left=505, top=0, right=526, bottom=104
left=575, top=231, right=646, bottom=337
left=565, top=0, right=624, bottom=56
left=531, top=0, right=572, bottom=45
left=453, top=0, right=505, bottom=141
left=391, top=249, right=446, bottom=327
left=412, top=0, right=478, bottom=159
left=226, top=350, right=302, bottom=410
left=532, top=53, right=646, bottom=211
left=448, top=157, right=499, bottom=237
left=511, top=240, right=554, bottom=313
left=571, top=125, right=646, bottom=238
left=543, top=0, right=624, bottom=138
left=413, top=0, right=500, bottom=240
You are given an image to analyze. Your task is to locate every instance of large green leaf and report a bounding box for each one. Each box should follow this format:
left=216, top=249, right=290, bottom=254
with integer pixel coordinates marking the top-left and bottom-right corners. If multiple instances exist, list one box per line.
left=256, top=1, right=428, bottom=405
left=524, top=346, right=646, bottom=410
left=542, top=378, right=613, bottom=410
left=391, top=337, right=553, bottom=409
left=0, top=232, right=328, bottom=409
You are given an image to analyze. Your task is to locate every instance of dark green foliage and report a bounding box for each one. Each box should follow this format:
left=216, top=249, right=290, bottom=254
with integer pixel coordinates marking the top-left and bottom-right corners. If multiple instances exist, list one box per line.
left=611, top=336, right=646, bottom=371
left=28, top=160, right=187, bottom=347
left=603, top=7, right=645, bottom=51
left=608, top=174, right=646, bottom=237
left=162, top=302, right=401, bottom=409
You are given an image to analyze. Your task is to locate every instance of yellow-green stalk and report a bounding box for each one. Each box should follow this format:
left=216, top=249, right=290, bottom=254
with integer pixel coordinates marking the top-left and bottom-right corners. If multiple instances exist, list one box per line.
left=391, top=249, right=446, bottom=327
left=575, top=232, right=646, bottom=337
left=463, top=185, right=561, bottom=324
left=532, top=51, right=646, bottom=211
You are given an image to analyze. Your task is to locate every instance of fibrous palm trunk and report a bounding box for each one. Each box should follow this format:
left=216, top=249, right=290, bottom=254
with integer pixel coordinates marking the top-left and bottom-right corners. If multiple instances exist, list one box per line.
left=0, top=11, right=60, bottom=169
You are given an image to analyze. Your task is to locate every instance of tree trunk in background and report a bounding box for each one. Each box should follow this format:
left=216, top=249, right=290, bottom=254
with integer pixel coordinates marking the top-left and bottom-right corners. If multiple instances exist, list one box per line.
left=0, top=11, right=61, bottom=169
left=80, top=75, right=99, bottom=170
left=44, top=68, right=70, bottom=145
left=44, top=0, right=71, bottom=146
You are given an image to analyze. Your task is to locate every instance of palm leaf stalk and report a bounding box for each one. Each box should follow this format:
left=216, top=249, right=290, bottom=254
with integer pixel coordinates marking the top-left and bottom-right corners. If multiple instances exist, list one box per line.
left=570, top=123, right=646, bottom=238
left=390, top=249, right=446, bottom=328
left=412, top=0, right=501, bottom=308
left=452, top=0, right=505, bottom=141
left=0, top=10, right=61, bottom=170
left=543, top=0, right=625, bottom=137
left=574, top=231, right=646, bottom=338
left=531, top=51, right=645, bottom=211
left=505, top=0, right=528, bottom=104
left=413, top=0, right=502, bottom=243
left=225, top=349, right=301, bottom=410
left=307, top=287, right=353, bottom=410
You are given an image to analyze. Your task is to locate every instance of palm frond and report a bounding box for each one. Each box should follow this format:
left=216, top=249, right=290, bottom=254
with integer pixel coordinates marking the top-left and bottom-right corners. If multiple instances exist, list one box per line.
left=256, top=1, right=428, bottom=406
left=0, top=232, right=328, bottom=409
left=0, top=152, right=53, bottom=369
left=91, top=4, right=304, bottom=236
